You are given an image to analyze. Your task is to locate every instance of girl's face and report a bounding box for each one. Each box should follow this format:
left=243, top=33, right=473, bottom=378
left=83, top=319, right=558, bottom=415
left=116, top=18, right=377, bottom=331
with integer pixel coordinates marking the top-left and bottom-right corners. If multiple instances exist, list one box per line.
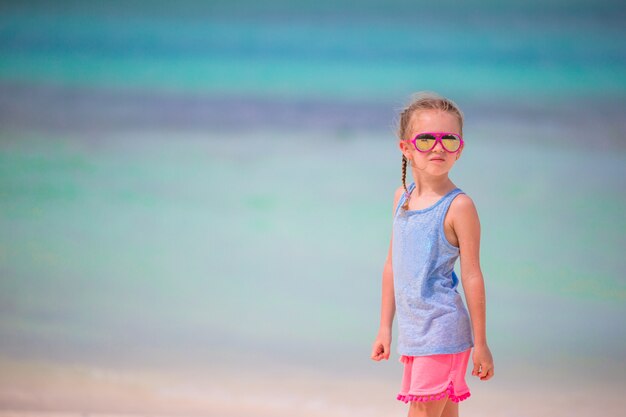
left=399, top=109, right=464, bottom=177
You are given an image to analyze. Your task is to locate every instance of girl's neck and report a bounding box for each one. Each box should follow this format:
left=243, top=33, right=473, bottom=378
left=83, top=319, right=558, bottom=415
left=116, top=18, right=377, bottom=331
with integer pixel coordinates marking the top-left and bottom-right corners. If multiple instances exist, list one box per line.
left=409, top=172, right=455, bottom=197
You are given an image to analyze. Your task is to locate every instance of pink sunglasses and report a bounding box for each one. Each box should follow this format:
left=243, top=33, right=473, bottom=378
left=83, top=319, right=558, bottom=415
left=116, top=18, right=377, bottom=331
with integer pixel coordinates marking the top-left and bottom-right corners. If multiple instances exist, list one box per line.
left=407, top=132, right=464, bottom=153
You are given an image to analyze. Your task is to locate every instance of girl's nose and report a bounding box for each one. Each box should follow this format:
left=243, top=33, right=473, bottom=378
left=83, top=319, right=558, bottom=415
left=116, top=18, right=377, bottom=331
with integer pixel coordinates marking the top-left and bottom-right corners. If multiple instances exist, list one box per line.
left=432, top=139, right=445, bottom=152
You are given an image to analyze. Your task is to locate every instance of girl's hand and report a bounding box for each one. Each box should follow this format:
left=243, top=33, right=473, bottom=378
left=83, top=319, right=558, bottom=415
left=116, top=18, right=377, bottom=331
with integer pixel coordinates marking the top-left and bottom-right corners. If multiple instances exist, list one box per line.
left=471, top=344, right=494, bottom=380
left=370, top=329, right=391, bottom=361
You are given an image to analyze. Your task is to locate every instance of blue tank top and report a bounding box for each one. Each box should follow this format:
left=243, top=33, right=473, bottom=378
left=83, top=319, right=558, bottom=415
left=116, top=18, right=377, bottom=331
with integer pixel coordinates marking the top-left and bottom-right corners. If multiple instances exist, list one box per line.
left=392, top=182, right=474, bottom=356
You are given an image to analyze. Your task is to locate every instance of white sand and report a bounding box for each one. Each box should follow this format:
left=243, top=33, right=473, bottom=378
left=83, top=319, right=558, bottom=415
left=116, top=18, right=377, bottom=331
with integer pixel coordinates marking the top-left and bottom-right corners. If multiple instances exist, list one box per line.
left=1, top=356, right=623, bottom=417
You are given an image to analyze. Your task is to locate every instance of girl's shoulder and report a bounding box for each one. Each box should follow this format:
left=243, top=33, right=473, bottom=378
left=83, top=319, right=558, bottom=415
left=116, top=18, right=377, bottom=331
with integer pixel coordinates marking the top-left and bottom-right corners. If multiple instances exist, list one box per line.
left=451, top=190, right=474, bottom=208
left=393, top=185, right=405, bottom=205
left=392, top=185, right=405, bottom=216
left=448, top=191, right=480, bottom=225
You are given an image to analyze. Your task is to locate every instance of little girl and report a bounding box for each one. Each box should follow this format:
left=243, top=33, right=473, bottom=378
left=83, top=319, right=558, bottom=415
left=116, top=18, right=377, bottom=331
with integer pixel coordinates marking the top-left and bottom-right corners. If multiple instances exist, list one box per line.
left=371, top=92, right=494, bottom=417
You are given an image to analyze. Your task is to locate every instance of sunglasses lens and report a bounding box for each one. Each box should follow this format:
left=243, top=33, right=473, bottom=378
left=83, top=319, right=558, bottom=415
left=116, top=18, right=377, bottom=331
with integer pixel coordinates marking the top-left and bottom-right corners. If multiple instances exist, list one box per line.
left=414, top=134, right=436, bottom=151
left=441, top=134, right=461, bottom=152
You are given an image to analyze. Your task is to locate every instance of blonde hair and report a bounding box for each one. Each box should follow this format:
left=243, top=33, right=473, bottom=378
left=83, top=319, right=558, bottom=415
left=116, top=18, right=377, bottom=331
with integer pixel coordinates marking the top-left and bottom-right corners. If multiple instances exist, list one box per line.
left=396, top=91, right=464, bottom=210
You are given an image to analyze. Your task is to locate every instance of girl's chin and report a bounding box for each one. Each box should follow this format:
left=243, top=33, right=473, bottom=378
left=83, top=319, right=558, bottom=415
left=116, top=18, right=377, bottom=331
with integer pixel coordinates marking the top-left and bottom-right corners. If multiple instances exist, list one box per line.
left=414, top=165, right=452, bottom=174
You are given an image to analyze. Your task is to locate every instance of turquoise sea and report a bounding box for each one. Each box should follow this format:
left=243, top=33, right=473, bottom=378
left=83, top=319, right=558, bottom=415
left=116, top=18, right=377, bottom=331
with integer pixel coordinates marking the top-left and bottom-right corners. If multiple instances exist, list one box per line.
left=1, top=1, right=625, bottom=416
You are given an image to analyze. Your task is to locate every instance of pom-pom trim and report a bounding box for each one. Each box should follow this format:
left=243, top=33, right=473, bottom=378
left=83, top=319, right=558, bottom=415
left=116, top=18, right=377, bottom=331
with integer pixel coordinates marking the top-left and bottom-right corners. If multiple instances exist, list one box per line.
left=396, top=381, right=470, bottom=404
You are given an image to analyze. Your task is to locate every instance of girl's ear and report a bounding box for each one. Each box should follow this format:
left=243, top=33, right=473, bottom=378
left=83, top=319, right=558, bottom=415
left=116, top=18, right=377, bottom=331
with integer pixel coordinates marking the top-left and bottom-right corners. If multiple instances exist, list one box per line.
left=398, top=140, right=412, bottom=160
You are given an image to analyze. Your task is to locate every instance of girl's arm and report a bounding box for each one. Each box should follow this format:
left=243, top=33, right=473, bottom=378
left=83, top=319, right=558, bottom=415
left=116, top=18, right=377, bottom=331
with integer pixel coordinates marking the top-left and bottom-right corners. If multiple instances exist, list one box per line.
left=452, top=194, right=494, bottom=380
left=371, top=187, right=403, bottom=361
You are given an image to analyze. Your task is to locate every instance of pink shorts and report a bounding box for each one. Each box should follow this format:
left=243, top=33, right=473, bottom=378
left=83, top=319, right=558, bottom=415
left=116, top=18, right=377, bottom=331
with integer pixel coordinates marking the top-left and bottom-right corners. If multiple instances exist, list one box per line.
left=396, top=348, right=472, bottom=404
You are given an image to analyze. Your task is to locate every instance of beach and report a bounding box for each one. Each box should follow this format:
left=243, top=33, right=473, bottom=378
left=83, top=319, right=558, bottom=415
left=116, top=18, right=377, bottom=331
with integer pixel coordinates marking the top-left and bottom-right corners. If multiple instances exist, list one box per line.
left=1, top=1, right=625, bottom=416
left=1, top=352, right=624, bottom=416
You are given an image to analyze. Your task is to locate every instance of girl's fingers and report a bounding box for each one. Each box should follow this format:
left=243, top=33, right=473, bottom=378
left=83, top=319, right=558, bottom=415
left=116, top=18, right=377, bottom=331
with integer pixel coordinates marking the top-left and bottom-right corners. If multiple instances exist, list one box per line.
left=480, top=368, right=493, bottom=381
left=371, top=343, right=384, bottom=360
left=480, top=366, right=494, bottom=380
left=370, top=342, right=392, bottom=361
left=471, top=363, right=480, bottom=376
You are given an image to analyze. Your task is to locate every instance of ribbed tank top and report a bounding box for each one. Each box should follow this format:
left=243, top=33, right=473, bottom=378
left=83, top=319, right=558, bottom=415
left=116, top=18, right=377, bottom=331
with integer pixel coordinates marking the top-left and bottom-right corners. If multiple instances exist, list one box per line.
left=392, top=182, right=474, bottom=356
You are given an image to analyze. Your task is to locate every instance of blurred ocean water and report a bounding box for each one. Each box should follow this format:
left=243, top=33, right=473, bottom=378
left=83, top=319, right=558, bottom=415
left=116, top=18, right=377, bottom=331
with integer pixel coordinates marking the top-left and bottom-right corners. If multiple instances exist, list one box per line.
left=1, top=1, right=625, bottom=100
left=0, top=1, right=625, bottom=415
